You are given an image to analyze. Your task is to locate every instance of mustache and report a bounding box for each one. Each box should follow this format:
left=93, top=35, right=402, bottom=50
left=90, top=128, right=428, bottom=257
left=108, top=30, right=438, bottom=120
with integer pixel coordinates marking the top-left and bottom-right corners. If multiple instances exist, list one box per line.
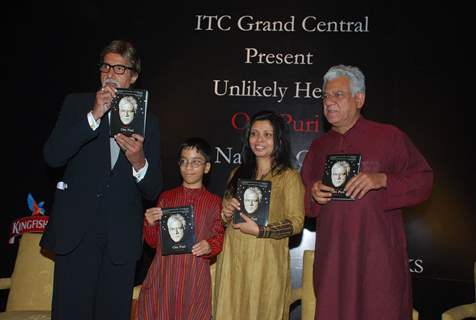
left=103, top=78, right=120, bottom=87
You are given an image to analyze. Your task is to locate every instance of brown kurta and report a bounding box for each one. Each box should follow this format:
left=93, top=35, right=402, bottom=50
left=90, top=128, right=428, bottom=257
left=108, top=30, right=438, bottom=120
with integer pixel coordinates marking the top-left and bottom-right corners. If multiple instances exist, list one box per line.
left=213, top=168, right=305, bottom=320
left=301, top=117, right=433, bottom=320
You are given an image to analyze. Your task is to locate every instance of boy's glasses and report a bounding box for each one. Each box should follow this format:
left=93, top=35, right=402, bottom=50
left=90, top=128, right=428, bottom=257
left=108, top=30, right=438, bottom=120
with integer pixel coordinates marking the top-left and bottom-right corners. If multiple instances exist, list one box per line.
left=178, top=158, right=206, bottom=168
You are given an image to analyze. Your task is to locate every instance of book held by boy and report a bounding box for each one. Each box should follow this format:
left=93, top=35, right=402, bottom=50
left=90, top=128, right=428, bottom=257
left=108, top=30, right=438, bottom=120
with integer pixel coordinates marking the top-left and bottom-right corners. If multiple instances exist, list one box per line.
left=322, top=154, right=362, bottom=200
left=233, top=179, right=271, bottom=226
left=109, top=88, right=148, bottom=137
left=160, top=205, right=195, bottom=255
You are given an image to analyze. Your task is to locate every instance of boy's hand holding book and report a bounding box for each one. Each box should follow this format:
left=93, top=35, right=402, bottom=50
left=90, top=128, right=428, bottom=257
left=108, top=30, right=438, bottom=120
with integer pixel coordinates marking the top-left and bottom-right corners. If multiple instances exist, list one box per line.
left=192, top=240, right=211, bottom=257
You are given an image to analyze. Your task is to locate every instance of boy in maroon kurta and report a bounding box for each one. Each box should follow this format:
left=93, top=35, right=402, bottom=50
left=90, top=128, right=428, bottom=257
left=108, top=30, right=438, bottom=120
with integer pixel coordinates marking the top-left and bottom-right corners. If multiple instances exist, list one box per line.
left=136, top=138, right=224, bottom=320
left=301, top=65, right=433, bottom=320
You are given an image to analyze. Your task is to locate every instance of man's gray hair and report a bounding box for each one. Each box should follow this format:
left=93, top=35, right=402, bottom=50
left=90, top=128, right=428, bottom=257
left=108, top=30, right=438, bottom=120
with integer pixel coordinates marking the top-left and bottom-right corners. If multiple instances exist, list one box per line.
left=119, top=96, right=138, bottom=112
left=333, top=161, right=351, bottom=174
left=323, top=65, right=366, bottom=96
left=244, top=187, right=263, bottom=202
left=167, top=214, right=186, bottom=229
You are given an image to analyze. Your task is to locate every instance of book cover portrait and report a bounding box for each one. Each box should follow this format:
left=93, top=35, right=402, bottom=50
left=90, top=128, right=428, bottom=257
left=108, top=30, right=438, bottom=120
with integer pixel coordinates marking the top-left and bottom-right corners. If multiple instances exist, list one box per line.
left=322, top=154, right=362, bottom=200
left=233, top=179, right=272, bottom=226
left=110, top=88, right=148, bottom=137
left=160, top=206, right=195, bottom=255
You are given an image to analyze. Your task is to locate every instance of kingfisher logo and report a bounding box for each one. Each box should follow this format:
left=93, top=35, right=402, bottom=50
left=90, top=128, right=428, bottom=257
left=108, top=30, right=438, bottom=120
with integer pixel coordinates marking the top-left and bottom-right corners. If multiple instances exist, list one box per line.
left=9, top=193, right=49, bottom=244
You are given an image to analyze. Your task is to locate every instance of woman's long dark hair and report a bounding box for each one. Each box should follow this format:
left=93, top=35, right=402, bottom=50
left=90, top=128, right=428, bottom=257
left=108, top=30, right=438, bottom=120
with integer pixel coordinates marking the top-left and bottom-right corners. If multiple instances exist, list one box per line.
left=226, top=110, right=292, bottom=195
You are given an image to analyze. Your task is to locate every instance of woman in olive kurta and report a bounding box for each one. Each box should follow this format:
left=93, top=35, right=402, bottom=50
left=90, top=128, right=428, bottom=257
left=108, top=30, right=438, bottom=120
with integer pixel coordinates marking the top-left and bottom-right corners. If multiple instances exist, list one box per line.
left=213, top=110, right=305, bottom=320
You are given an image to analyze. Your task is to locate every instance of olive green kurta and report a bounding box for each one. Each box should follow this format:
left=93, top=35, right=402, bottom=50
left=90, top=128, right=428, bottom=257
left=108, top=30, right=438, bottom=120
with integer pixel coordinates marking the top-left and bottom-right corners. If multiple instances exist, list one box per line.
left=213, top=168, right=305, bottom=320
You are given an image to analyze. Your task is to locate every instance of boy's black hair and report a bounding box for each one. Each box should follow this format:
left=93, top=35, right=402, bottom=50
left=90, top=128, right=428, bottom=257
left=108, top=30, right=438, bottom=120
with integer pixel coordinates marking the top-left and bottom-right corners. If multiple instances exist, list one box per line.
left=178, top=137, right=212, bottom=162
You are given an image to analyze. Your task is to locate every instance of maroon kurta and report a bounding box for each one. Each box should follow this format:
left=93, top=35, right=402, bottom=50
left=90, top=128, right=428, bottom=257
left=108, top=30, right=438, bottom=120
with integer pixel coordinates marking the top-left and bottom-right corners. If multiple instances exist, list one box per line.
left=301, top=117, right=433, bottom=320
left=136, top=186, right=224, bottom=320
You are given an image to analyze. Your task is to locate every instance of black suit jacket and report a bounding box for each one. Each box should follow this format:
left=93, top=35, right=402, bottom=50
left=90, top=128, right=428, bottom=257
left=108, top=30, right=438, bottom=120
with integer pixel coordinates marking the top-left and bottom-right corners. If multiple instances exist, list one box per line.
left=41, top=93, right=162, bottom=263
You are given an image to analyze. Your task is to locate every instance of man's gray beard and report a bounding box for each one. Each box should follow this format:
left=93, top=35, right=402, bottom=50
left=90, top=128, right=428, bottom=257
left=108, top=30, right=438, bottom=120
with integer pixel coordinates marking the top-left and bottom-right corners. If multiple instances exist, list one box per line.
left=103, top=78, right=120, bottom=87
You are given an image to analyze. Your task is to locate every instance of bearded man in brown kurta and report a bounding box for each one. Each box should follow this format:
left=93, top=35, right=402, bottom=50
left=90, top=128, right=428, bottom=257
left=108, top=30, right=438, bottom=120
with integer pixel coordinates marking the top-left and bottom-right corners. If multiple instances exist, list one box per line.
left=301, top=65, right=433, bottom=320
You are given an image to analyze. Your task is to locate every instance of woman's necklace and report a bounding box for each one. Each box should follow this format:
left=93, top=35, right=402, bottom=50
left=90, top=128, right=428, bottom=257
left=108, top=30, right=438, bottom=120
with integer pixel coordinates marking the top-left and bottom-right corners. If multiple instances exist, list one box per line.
left=256, top=167, right=272, bottom=180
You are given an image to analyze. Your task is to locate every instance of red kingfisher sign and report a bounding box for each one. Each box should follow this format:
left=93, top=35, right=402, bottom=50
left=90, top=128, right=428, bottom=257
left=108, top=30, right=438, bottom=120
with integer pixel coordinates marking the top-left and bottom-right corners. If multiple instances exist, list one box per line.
left=9, top=193, right=48, bottom=244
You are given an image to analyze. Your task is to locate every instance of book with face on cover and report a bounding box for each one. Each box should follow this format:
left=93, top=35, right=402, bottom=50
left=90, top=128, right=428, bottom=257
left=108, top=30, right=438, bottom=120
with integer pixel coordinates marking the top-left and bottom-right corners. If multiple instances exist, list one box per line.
left=322, top=154, right=362, bottom=200
left=233, top=179, right=271, bottom=226
left=109, top=88, right=148, bottom=137
left=160, top=205, right=196, bottom=255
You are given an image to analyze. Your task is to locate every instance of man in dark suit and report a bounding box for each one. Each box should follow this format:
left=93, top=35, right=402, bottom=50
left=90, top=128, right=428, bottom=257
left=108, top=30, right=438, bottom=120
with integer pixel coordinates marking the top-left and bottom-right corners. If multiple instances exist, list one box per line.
left=41, top=40, right=162, bottom=320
